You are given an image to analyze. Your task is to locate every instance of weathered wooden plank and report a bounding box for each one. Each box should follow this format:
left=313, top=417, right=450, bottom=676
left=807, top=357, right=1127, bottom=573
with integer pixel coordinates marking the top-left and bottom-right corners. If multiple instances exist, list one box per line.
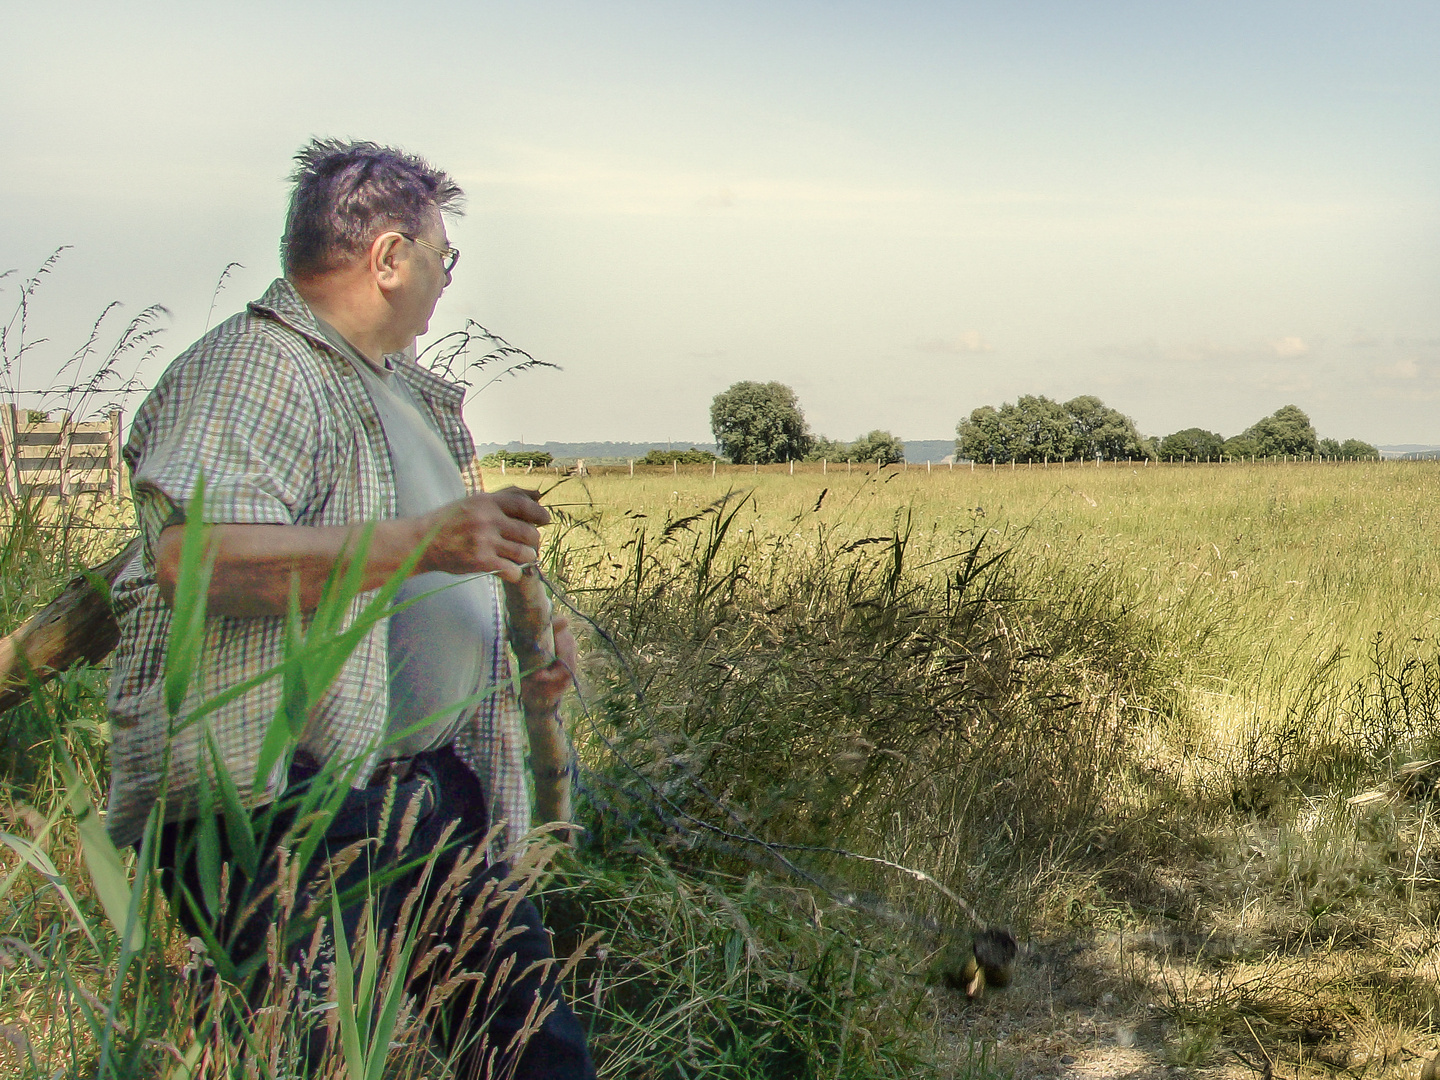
left=0, top=538, right=140, bottom=714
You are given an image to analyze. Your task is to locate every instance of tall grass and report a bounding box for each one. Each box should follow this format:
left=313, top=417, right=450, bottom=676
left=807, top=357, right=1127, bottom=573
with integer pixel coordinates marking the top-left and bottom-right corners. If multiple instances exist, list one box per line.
left=10, top=456, right=1440, bottom=1077
left=533, top=462, right=1440, bottom=1074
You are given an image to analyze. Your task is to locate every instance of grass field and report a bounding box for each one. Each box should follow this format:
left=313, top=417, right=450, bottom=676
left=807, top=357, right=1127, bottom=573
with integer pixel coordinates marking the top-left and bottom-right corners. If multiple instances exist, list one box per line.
left=5, top=461, right=1440, bottom=1077
left=531, top=459, right=1440, bottom=1078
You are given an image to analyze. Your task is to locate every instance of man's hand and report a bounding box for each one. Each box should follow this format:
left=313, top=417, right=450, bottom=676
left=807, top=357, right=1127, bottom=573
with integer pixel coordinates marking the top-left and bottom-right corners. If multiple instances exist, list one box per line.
left=520, top=615, right=578, bottom=716
left=418, top=487, right=552, bottom=583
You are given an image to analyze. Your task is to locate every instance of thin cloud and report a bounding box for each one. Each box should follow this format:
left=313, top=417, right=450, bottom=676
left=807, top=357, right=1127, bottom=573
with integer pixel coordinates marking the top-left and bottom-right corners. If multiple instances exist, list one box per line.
left=1376, top=356, right=1421, bottom=379
left=1269, top=336, right=1309, bottom=358
left=1096, top=338, right=1243, bottom=365
left=696, top=186, right=736, bottom=210
left=1255, top=369, right=1313, bottom=392
left=913, top=331, right=993, bottom=355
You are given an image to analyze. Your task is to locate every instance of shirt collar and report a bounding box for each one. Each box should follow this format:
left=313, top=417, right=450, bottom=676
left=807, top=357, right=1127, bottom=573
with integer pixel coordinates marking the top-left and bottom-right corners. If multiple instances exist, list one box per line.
left=248, top=278, right=466, bottom=411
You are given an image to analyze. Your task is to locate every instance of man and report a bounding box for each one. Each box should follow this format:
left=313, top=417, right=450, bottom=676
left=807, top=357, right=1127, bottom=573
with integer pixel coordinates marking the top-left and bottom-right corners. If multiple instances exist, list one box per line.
left=106, top=138, right=595, bottom=1076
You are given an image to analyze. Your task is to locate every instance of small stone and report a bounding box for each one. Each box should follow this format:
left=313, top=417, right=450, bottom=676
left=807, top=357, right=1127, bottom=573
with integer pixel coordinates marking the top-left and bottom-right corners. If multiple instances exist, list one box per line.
left=1060, top=1054, right=1077, bottom=1065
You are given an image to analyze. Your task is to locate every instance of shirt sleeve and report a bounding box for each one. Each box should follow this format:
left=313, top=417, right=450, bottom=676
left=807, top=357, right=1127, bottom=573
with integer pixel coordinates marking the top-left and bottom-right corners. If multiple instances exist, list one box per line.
left=129, top=328, right=329, bottom=544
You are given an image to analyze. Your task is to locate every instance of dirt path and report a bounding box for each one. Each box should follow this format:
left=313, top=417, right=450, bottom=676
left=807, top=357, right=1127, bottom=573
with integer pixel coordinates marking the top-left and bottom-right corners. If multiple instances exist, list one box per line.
left=934, top=931, right=1432, bottom=1080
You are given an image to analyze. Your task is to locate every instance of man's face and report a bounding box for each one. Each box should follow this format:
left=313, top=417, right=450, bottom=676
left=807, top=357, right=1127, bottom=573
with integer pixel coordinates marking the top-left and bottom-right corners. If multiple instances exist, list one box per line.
left=394, top=209, right=452, bottom=342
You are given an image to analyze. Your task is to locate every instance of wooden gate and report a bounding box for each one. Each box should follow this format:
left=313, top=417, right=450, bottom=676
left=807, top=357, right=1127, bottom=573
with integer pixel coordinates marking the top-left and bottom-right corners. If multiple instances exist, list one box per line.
left=0, top=406, right=122, bottom=500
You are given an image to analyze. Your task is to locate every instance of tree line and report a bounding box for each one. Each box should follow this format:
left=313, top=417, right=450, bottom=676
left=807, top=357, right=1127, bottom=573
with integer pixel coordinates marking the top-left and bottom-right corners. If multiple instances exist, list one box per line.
left=707, top=381, right=1378, bottom=466
left=957, top=398, right=1377, bottom=463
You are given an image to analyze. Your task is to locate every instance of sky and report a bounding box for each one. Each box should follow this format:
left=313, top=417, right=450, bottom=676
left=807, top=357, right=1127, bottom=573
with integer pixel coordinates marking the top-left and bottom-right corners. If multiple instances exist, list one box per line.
left=3, top=1, right=1437, bottom=446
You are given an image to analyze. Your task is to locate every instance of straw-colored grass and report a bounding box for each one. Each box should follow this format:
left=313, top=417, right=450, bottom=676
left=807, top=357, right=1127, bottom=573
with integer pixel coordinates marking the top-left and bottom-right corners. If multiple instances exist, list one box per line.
left=7, top=460, right=1440, bottom=1077
left=524, top=459, right=1440, bottom=1078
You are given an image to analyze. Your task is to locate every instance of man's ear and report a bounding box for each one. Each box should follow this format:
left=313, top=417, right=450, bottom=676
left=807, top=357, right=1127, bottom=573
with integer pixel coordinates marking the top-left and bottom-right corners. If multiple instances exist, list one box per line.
left=370, top=231, right=407, bottom=291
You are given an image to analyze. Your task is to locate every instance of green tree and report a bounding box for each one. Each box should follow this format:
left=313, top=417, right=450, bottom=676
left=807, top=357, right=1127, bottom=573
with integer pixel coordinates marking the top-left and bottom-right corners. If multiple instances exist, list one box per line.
left=1158, top=428, right=1224, bottom=461
left=956, top=405, right=1010, bottom=462
left=1245, top=404, right=1319, bottom=457
left=1222, top=433, right=1258, bottom=459
left=479, top=449, right=552, bottom=467
left=641, top=448, right=717, bottom=465
left=1011, top=395, right=1076, bottom=461
left=848, top=430, right=905, bottom=465
left=1339, top=438, right=1378, bottom=459
left=957, top=395, right=1074, bottom=463
left=1066, top=395, right=1150, bottom=460
left=1318, top=438, right=1342, bottom=458
left=958, top=394, right=1150, bottom=462
left=710, top=381, right=812, bottom=464
left=803, top=435, right=849, bottom=462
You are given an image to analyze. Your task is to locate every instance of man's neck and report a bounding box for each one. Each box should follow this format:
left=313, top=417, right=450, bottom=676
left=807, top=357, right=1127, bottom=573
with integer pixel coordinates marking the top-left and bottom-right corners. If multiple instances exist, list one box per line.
left=290, top=274, right=394, bottom=364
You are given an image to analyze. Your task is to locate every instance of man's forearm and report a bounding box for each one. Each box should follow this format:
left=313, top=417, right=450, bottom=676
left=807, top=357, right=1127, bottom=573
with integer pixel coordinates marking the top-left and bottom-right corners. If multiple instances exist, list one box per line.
left=156, top=519, right=429, bottom=617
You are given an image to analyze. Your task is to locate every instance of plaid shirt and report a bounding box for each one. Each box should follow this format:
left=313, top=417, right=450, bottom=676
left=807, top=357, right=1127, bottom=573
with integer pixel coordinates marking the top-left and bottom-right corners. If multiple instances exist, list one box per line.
left=105, top=278, right=530, bottom=849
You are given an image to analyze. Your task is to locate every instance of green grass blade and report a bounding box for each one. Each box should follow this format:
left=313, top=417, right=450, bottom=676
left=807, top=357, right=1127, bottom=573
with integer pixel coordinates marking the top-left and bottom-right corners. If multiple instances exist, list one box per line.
left=164, top=474, right=216, bottom=719
left=0, top=829, right=99, bottom=949
left=57, top=747, right=140, bottom=952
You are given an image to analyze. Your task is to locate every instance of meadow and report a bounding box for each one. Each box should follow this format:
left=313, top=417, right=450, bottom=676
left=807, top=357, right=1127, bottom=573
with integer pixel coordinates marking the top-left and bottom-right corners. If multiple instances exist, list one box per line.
left=4, top=460, right=1440, bottom=1077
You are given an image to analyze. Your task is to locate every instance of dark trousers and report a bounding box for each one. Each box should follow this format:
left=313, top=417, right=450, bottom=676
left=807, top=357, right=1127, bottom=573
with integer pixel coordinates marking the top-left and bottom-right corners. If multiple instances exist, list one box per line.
left=155, top=746, right=595, bottom=1079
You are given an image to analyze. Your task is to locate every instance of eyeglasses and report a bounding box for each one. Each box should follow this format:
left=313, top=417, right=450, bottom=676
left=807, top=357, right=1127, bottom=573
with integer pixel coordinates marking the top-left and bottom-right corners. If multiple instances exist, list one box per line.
left=399, top=232, right=461, bottom=274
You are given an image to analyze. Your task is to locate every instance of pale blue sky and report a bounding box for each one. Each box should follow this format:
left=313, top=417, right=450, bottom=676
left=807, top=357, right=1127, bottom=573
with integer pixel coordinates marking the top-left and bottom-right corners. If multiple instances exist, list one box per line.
left=3, top=1, right=1437, bottom=445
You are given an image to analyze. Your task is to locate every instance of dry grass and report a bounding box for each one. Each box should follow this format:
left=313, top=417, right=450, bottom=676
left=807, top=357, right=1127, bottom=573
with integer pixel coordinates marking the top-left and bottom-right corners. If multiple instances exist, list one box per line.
left=8, top=460, right=1440, bottom=1076
left=522, top=460, right=1440, bottom=1078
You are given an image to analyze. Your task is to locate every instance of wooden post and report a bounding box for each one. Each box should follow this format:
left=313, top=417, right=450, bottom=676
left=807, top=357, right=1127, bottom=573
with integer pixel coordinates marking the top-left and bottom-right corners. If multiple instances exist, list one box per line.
left=0, top=537, right=140, bottom=714
left=0, top=404, right=15, bottom=502
left=56, top=411, right=74, bottom=502
left=503, top=567, right=574, bottom=833
left=108, top=409, right=122, bottom=497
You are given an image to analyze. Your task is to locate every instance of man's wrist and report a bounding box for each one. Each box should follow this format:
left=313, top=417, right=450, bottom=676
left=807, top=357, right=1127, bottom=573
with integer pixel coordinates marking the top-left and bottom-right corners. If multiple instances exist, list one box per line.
left=381, top=515, right=434, bottom=577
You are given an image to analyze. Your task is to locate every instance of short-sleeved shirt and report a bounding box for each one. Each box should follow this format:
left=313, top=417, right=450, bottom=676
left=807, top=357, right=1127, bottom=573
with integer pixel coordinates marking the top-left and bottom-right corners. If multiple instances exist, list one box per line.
left=105, top=278, right=530, bottom=850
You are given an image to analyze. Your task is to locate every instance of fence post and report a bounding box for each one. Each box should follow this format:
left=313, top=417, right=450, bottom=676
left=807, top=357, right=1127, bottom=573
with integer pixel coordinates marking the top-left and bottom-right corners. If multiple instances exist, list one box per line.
left=57, top=411, right=74, bottom=503
left=711, top=459, right=716, bottom=478
left=0, top=404, right=15, bottom=502
left=629, top=459, right=633, bottom=476
left=108, top=409, right=122, bottom=496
